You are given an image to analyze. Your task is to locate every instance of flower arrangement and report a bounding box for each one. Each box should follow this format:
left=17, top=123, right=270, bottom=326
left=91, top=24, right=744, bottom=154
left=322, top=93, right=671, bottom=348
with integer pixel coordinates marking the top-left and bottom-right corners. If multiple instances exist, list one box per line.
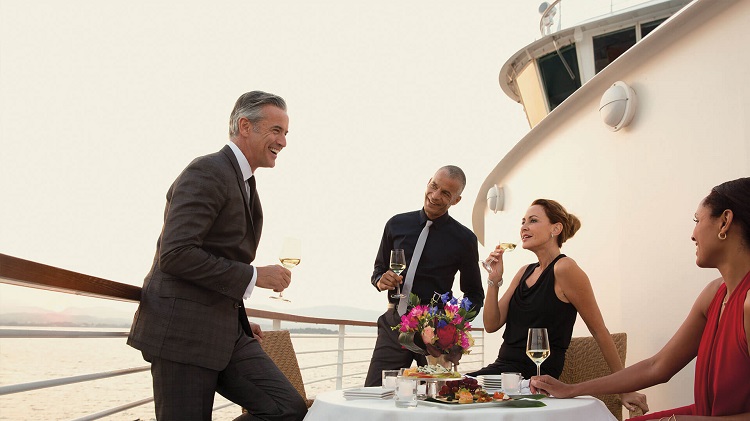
left=394, top=292, right=477, bottom=368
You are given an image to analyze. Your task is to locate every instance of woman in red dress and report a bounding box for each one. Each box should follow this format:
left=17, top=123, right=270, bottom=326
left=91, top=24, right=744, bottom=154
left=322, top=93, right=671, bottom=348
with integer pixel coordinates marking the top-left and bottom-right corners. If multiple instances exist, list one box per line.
left=530, top=177, right=750, bottom=420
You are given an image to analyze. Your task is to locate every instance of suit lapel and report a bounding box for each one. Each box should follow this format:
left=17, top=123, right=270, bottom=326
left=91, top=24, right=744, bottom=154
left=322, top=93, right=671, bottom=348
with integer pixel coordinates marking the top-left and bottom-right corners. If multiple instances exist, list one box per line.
left=221, top=146, right=262, bottom=245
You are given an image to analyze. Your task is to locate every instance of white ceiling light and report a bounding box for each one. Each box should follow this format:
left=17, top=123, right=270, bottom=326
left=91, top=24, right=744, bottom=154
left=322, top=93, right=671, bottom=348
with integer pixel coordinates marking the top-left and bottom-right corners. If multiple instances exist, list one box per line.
left=599, top=81, right=637, bottom=131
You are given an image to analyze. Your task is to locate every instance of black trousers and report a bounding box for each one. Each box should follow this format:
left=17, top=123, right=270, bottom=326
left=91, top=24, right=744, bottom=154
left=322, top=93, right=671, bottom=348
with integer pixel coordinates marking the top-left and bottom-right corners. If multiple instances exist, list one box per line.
left=148, top=331, right=307, bottom=421
left=364, top=308, right=428, bottom=386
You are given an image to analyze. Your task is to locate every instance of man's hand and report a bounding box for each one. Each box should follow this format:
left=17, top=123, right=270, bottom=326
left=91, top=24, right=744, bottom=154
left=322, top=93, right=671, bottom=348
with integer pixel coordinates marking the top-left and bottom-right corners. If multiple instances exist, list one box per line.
left=256, top=265, right=291, bottom=292
left=376, top=270, right=403, bottom=292
left=249, top=321, right=264, bottom=342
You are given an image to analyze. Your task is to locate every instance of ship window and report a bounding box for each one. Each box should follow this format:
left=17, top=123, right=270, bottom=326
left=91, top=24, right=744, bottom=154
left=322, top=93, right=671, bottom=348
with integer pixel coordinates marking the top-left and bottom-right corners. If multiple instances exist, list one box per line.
left=593, top=26, right=636, bottom=74
left=516, top=60, right=548, bottom=128
left=538, top=44, right=581, bottom=111
left=641, top=17, right=667, bottom=38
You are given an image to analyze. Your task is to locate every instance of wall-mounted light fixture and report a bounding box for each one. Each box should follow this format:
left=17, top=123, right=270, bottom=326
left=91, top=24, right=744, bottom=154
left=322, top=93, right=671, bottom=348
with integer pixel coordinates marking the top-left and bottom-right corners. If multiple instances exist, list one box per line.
left=487, top=184, right=504, bottom=213
left=599, top=81, right=637, bottom=131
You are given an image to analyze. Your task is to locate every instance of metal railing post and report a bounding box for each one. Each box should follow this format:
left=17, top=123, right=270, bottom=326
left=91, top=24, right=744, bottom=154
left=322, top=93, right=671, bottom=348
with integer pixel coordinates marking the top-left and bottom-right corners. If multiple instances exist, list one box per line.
left=336, top=324, right=345, bottom=389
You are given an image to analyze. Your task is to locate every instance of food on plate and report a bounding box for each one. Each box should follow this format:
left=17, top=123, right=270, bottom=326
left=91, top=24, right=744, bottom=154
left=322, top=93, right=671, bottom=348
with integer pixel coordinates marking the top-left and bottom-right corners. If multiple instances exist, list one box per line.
left=402, top=365, right=461, bottom=378
left=438, top=377, right=480, bottom=397
left=457, top=389, right=474, bottom=404
left=492, top=391, right=507, bottom=400
left=435, top=377, right=508, bottom=403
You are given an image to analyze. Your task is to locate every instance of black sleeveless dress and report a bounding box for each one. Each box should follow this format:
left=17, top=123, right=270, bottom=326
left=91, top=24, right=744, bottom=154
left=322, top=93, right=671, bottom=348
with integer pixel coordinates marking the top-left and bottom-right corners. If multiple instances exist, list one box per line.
left=468, top=254, right=578, bottom=379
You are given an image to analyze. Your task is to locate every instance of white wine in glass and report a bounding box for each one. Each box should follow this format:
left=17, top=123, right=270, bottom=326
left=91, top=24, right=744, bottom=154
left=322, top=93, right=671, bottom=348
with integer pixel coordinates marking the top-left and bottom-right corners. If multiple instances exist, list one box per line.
left=526, top=328, right=550, bottom=377
left=272, top=237, right=301, bottom=302
left=480, top=242, right=516, bottom=273
left=389, top=249, right=406, bottom=299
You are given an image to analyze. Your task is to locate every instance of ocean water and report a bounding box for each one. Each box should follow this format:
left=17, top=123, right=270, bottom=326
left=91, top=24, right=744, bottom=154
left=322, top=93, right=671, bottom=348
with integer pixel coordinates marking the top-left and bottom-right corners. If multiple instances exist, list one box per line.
left=0, top=327, right=485, bottom=420
left=0, top=328, right=377, bottom=421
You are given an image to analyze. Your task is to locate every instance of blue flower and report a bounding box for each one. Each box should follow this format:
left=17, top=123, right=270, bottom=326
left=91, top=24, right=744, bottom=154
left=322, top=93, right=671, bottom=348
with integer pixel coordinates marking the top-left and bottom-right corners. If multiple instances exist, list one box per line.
left=440, top=292, right=451, bottom=304
left=460, top=297, right=472, bottom=311
left=436, top=319, right=448, bottom=329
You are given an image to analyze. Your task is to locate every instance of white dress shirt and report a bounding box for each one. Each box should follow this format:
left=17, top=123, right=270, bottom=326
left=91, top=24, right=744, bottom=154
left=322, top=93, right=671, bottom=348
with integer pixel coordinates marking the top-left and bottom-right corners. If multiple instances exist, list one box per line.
left=227, top=141, right=258, bottom=300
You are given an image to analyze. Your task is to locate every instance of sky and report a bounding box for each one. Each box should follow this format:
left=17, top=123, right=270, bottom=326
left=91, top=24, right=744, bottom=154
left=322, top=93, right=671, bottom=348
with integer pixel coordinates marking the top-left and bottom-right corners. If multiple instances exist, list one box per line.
left=0, top=0, right=635, bottom=319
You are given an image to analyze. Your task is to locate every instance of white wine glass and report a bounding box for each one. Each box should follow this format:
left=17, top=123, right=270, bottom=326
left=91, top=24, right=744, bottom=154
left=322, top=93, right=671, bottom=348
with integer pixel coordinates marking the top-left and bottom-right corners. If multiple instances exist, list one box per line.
left=526, top=328, right=550, bottom=377
left=389, top=249, right=406, bottom=299
left=272, top=237, right=301, bottom=302
left=480, top=242, right=516, bottom=273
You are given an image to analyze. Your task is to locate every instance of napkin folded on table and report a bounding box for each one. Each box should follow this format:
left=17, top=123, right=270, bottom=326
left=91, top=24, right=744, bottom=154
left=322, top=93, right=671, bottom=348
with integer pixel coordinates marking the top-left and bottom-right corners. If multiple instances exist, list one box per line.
left=520, top=379, right=531, bottom=395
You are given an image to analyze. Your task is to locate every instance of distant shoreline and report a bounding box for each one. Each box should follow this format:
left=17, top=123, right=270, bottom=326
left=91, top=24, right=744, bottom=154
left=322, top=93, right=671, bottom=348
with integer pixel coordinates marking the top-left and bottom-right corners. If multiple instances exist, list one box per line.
left=0, top=323, right=339, bottom=334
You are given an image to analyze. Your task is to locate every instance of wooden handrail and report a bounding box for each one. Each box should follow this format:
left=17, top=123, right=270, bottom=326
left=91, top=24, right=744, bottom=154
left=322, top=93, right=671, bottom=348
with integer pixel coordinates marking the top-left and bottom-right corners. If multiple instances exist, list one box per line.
left=247, top=309, right=376, bottom=327
left=0, top=253, right=378, bottom=327
left=0, top=253, right=141, bottom=302
left=0, top=253, right=483, bottom=331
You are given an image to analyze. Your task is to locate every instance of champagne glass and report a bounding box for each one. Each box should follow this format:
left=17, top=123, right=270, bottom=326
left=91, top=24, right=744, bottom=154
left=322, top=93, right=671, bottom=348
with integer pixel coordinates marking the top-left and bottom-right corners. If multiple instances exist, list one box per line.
left=480, top=242, right=516, bottom=272
left=389, top=249, right=407, bottom=299
left=526, top=328, right=550, bottom=377
left=272, top=237, right=301, bottom=302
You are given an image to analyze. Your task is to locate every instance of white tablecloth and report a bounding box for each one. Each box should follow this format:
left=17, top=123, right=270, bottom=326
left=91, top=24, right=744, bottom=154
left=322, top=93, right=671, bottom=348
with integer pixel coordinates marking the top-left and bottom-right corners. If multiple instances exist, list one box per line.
left=304, top=389, right=617, bottom=421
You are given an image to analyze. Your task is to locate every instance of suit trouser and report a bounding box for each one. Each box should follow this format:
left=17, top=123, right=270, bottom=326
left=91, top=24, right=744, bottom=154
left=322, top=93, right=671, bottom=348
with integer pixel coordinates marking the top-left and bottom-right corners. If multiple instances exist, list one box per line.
left=364, top=307, right=428, bottom=387
left=148, top=330, right=307, bottom=421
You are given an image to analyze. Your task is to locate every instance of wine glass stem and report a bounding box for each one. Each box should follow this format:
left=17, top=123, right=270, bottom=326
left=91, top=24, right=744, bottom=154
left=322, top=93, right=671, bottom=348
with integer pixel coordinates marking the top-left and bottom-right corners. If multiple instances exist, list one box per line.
left=536, top=364, right=541, bottom=377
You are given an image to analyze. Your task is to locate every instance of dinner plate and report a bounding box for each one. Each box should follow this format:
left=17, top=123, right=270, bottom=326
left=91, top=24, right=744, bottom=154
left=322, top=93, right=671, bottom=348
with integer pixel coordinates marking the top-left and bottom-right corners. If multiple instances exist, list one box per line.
left=419, top=397, right=546, bottom=410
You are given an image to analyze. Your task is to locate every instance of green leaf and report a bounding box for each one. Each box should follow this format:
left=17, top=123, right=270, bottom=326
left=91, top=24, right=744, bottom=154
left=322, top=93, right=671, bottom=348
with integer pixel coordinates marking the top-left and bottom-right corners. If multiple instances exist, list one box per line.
left=409, top=292, right=421, bottom=307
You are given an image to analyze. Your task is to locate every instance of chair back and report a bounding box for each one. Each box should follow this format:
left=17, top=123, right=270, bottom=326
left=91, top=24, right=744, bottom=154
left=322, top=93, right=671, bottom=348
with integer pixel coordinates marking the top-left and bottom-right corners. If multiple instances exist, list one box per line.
left=260, top=330, right=313, bottom=407
left=559, top=332, right=629, bottom=420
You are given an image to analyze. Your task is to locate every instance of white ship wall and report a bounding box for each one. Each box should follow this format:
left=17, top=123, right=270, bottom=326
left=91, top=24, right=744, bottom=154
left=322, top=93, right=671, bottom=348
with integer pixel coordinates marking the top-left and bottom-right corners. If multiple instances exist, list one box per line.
left=478, top=0, right=749, bottom=413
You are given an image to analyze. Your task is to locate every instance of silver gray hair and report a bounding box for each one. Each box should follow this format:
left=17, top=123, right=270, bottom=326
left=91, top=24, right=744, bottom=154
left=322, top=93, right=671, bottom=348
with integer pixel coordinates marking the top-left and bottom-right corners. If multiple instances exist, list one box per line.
left=439, top=165, right=467, bottom=194
left=229, top=91, right=287, bottom=138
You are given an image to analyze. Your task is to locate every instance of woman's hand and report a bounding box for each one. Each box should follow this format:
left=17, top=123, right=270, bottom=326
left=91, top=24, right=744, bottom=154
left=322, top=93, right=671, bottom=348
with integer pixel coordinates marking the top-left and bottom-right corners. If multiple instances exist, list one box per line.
left=620, top=391, right=649, bottom=414
left=486, top=247, right=505, bottom=281
left=529, top=375, right=575, bottom=398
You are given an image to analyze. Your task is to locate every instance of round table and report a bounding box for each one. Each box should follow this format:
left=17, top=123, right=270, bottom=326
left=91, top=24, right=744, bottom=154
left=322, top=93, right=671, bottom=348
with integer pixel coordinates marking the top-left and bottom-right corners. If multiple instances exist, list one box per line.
left=304, top=389, right=617, bottom=421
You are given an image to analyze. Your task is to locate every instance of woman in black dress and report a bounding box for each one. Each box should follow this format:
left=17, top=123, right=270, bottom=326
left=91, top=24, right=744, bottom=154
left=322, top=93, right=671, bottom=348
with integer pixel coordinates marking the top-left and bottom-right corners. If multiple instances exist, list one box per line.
left=469, top=199, right=647, bottom=414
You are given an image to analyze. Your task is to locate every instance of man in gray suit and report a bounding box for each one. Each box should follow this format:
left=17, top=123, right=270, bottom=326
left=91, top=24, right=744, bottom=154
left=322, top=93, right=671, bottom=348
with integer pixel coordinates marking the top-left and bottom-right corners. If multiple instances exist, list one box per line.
left=128, top=91, right=307, bottom=420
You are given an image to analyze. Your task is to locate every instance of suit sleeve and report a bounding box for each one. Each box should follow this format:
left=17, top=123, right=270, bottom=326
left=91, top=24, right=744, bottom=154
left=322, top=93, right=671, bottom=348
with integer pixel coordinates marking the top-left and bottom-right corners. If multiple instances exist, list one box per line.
left=157, top=158, right=252, bottom=300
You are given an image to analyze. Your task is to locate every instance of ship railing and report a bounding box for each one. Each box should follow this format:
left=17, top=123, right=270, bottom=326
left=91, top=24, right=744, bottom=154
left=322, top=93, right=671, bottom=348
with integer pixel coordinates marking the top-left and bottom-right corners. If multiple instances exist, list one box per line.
left=0, top=253, right=485, bottom=420
left=539, top=0, right=667, bottom=36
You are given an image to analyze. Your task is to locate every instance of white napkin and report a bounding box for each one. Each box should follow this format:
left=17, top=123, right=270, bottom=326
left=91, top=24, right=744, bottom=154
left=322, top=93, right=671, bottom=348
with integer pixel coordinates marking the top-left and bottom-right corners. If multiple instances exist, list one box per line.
left=520, top=379, right=531, bottom=395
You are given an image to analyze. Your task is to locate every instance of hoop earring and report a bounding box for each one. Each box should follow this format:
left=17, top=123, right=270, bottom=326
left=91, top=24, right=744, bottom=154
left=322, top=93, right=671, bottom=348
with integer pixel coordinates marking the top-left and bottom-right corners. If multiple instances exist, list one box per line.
left=718, top=232, right=727, bottom=240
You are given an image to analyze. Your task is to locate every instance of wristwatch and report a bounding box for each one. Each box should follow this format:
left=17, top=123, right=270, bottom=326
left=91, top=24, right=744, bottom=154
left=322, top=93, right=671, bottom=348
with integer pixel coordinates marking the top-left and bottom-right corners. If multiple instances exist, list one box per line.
left=487, top=277, right=503, bottom=288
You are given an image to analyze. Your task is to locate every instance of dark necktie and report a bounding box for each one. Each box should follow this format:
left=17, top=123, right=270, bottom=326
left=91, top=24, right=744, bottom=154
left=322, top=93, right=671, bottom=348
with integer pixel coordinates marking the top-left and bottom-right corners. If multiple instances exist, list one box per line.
left=246, top=176, right=263, bottom=239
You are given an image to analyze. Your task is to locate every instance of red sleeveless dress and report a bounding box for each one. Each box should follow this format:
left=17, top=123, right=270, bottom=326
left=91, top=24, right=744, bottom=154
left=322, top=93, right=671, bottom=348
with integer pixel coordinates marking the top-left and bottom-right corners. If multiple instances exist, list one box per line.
left=628, top=271, right=750, bottom=420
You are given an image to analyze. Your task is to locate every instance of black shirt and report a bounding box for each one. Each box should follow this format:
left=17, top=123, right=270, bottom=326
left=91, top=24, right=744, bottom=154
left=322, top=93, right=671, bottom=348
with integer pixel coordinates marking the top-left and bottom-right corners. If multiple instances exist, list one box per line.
left=371, top=209, right=484, bottom=313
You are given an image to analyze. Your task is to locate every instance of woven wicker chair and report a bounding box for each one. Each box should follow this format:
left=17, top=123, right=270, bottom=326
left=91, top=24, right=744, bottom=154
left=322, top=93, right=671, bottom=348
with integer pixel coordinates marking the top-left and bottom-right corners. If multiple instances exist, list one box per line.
left=559, top=332, right=643, bottom=421
left=260, top=330, right=314, bottom=408
left=237, top=330, right=313, bottom=418
left=560, top=333, right=643, bottom=421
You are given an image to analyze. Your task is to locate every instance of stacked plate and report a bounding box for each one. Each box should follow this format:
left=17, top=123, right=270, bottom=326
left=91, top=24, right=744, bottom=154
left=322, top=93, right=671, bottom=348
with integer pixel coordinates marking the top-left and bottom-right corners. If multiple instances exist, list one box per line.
left=343, top=387, right=395, bottom=400
left=477, top=375, right=502, bottom=392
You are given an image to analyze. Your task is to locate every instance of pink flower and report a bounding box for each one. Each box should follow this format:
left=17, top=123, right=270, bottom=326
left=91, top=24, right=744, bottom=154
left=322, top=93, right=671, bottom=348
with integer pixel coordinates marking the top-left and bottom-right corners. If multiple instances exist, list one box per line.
left=421, top=326, right=436, bottom=345
left=459, top=331, right=474, bottom=350
left=400, top=314, right=418, bottom=332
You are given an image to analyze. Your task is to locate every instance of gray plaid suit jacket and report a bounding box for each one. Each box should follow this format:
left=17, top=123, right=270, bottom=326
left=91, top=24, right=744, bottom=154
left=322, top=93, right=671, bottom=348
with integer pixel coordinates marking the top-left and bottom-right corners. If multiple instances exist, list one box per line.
left=128, top=145, right=262, bottom=371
